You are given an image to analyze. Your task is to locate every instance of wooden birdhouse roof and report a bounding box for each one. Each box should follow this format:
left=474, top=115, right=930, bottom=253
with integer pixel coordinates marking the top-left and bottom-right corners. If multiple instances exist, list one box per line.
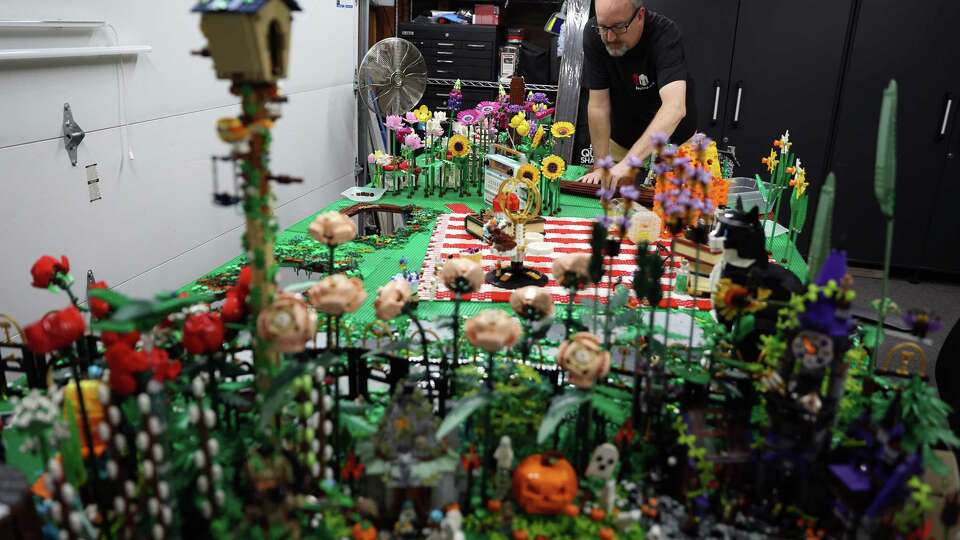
left=192, top=0, right=301, bottom=14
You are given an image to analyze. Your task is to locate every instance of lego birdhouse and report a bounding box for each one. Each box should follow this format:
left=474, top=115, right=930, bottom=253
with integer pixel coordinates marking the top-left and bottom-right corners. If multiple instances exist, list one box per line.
left=193, top=0, right=301, bottom=83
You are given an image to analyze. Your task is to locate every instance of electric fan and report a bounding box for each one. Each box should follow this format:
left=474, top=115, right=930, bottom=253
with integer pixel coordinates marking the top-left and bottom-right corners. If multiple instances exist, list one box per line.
left=357, top=37, right=427, bottom=117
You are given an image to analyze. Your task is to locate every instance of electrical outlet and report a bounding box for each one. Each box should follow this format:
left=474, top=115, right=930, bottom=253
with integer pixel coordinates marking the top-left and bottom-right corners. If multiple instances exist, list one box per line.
left=86, top=163, right=101, bottom=202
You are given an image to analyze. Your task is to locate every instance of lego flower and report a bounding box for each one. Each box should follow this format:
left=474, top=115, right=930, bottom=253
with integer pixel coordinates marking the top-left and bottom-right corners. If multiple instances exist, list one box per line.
left=425, top=119, right=443, bottom=138
left=256, top=293, right=318, bottom=353
left=182, top=312, right=225, bottom=355
left=30, top=255, right=70, bottom=289
left=148, top=348, right=182, bottom=383
left=558, top=332, right=611, bottom=389
left=712, top=278, right=771, bottom=321
left=374, top=279, right=412, bottom=321
left=903, top=309, right=943, bottom=339
left=403, top=132, right=423, bottom=151
left=404, top=111, right=418, bottom=123
left=385, top=115, right=405, bottom=130
left=551, top=121, right=575, bottom=138
left=465, top=309, right=522, bottom=353
left=434, top=110, right=447, bottom=123
left=531, top=125, right=545, bottom=148
left=552, top=253, right=593, bottom=289
left=87, top=281, right=111, bottom=319
left=101, top=330, right=140, bottom=348
left=762, top=148, right=779, bottom=173
left=439, top=257, right=484, bottom=294
left=309, top=211, right=358, bottom=246
left=516, top=121, right=531, bottom=137
left=509, top=113, right=526, bottom=129
left=477, top=101, right=500, bottom=116
left=448, top=134, right=471, bottom=158
left=105, top=343, right=149, bottom=396
left=457, top=108, right=481, bottom=126
left=23, top=306, right=86, bottom=355
left=541, top=155, right=566, bottom=180
left=510, top=286, right=554, bottom=320
left=307, top=274, right=368, bottom=316
left=414, top=105, right=432, bottom=122
left=220, top=266, right=251, bottom=323
left=518, top=163, right=540, bottom=183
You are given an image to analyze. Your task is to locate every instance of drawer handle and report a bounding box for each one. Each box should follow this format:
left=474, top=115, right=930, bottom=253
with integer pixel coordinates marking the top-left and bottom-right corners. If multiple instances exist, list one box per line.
left=711, top=80, right=721, bottom=123
left=732, top=81, right=743, bottom=126
left=437, top=59, right=454, bottom=64
left=466, top=43, right=485, bottom=48
left=437, top=42, right=455, bottom=47
left=437, top=51, right=454, bottom=56
left=436, top=69, right=450, bottom=74
left=435, top=93, right=450, bottom=97
left=940, top=95, right=953, bottom=137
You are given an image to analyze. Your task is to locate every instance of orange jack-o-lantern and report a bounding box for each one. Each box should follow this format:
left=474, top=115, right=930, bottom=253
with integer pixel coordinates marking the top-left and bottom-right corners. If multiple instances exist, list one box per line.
left=512, top=453, right=578, bottom=514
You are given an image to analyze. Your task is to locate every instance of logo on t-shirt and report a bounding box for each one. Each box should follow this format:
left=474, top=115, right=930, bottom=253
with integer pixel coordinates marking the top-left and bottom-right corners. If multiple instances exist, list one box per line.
left=632, top=73, right=653, bottom=91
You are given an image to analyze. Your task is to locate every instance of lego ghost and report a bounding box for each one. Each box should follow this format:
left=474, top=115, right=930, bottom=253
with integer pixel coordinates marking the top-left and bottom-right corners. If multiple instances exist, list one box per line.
left=441, top=505, right=464, bottom=540
left=493, top=436, right=514, bottom=471
left=585, top=443, right=620, bottom=481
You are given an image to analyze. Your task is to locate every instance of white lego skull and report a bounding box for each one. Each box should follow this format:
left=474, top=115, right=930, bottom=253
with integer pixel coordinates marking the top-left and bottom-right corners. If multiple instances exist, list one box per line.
left=585, top=443, right=620, bottom=481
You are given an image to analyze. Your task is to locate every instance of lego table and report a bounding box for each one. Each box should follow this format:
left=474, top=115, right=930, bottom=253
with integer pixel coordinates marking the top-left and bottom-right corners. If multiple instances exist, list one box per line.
left=182, top=190, right=809, bottom=326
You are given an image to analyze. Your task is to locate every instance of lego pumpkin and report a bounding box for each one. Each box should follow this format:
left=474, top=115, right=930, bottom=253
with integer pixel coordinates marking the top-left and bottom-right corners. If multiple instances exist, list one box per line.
left=512, top=453, right=578, bottom=514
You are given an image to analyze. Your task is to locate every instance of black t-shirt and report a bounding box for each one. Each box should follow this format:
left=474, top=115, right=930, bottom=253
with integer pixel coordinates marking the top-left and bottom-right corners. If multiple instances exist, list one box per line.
left=582, top=10, right=698, bottom=149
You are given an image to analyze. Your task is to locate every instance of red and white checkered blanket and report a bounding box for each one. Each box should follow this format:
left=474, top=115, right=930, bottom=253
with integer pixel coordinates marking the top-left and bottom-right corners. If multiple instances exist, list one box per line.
left=418, top=214, right=713, bottom=311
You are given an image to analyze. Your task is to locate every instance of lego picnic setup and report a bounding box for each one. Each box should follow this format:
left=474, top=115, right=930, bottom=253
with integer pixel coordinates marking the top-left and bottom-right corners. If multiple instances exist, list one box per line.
left=0, top=3, right=957, bottom=540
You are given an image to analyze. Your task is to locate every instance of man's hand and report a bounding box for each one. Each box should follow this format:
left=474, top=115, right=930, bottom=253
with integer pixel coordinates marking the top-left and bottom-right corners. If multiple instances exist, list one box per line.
left=579, top=169, right=606, bottom=185
left=609, top=159, right=637, bottom=186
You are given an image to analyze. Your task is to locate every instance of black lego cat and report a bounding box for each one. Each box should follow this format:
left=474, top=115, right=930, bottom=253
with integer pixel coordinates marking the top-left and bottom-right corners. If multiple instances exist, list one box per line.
left=708, top=198, right=804, bottom=362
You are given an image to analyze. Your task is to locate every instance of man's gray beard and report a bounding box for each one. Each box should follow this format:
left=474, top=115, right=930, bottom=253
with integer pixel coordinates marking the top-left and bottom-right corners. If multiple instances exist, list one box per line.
left=605, top=44, right=628, bottom=57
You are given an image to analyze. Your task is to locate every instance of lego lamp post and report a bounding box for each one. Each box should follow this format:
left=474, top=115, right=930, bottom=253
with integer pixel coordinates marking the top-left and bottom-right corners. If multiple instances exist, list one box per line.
left=193, top=0, right=303, bottom=391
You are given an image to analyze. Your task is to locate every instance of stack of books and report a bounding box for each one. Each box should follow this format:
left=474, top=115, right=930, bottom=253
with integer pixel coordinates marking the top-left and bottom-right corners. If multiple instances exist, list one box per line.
left=673, top=237, right=723, bottom=297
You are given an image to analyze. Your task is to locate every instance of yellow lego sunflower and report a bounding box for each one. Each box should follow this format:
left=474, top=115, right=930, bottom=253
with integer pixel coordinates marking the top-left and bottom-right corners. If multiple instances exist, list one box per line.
left=448, top=134, right=471, bottom=158
left=712, top=278, right=771, bottom=321
left=551, top=121, right=575, bottom=139
left=532, top=125, right=545, bottom=148
left=541, top=155, right=566, bottom=180
left=414, top=104, right=432, bottom=122
left=518, top=163, right=541, bottom=183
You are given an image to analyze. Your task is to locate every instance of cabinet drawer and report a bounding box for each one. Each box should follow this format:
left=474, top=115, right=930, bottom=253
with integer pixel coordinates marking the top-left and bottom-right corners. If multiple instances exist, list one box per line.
left=421, top=47, right=492, bottom=60
left=426, top=55, right=491, bottom=69
left=461, top=41, right=493, bottom=52
left=430, top=64, right=492, bottom=80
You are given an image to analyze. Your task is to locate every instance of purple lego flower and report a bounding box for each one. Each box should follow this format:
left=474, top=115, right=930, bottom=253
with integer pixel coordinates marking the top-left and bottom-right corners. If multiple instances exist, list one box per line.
left=597, top=215, right=613, bottom=228
left=619, top=184, right=640, bottom=201
left=505, top=104, right=523, bottom=114
left=690, top=132, right=712, bottom=153
left=815, top=250, right=848, bottom=286
left=476, top=101, right=500, bottom=116
left=903, top=309, right=943, bottom=339
left=457, top=108, right=481, bottom=126
left=597, top=186, right=617, bottom=201
left=695, top=168, right=713, bottom=186
left=595, top=155, right=615, bottom=170
left=651, top=162, right=671, bottom=176
left=650, top=132, right=670, bottom=147
left=403, top=133, right=423, bottom=151
left=447, top=90, right=463, bottom=112
left=530, top=92, right=548, bottom=104
left=626, top=155, right=646, bottom=169
left=385, top=115, right=404, bottom=131
left=616, top=215, right=630, bottom=230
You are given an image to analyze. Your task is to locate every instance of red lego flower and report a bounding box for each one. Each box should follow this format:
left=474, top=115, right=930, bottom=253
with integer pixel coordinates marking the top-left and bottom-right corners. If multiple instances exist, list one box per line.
left=614, top=420, right=637, bottom=447
left=105, top=342, right=150, bottom=396
left=221, top=291, right=246, bottom=323
left=30, top=255, right=70, bottom=288
left=182, top=312, right=225, bottom=355
left=101, top=330, right=141, bottom=348
left=88, top=281, right=111, bottom=319
left=24, top=306, right=86, bottom=354
left=460, top=446, right=481, bottom=472
left=236, top=266, right=252, bottom=295
left=341, top=452, right=365, bottom=482
left=148, top=349, right=181, bottom=383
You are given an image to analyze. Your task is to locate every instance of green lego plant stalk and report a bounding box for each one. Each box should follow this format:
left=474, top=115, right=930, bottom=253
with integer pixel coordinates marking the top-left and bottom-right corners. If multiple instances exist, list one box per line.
left=807, top=173, right=835, bottom=281
left=872, top=80, right=898, bottom=372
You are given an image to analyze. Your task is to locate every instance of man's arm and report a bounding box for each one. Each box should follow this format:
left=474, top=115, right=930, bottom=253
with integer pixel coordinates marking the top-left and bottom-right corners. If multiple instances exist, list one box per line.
left=578, top=89, right=613, bottom=184
left=625, top=80, right=687, bottom=161
left=587, top=89, right=612, bottom=160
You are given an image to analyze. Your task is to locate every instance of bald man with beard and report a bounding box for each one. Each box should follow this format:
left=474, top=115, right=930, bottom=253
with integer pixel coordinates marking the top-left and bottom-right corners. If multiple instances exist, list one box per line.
left=578, top=0, right=698, bottom=186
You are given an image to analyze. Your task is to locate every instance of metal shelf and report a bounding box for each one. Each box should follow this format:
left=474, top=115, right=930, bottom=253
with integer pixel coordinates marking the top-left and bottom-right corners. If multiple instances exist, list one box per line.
left=427, top=77, right=558, bottom=92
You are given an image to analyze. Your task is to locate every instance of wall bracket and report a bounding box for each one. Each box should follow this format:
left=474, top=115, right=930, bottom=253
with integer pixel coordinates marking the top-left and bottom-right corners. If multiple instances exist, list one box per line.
left=62, top=103, right=84, bottom=166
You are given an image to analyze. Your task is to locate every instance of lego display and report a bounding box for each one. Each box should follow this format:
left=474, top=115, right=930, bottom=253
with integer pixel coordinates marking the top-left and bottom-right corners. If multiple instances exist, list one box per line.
left=1, top=7, right=956, bottom=539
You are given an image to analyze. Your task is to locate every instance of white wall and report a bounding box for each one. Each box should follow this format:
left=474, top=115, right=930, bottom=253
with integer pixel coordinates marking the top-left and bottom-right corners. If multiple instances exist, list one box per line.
left=0, top=1, right=358, bottom=327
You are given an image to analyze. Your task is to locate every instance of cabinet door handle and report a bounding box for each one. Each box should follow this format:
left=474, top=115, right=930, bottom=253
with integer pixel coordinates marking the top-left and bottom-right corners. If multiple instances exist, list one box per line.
left=732, top=82, right=743, bottom=126
left=940, top=95, right=953, bottom=137
left=712, top=79, right=721, bottom=123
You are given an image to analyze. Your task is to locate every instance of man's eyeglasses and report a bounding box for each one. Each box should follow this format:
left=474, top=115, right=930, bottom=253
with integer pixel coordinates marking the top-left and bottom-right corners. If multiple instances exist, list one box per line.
left=594, top=8, right=641, bottom=36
